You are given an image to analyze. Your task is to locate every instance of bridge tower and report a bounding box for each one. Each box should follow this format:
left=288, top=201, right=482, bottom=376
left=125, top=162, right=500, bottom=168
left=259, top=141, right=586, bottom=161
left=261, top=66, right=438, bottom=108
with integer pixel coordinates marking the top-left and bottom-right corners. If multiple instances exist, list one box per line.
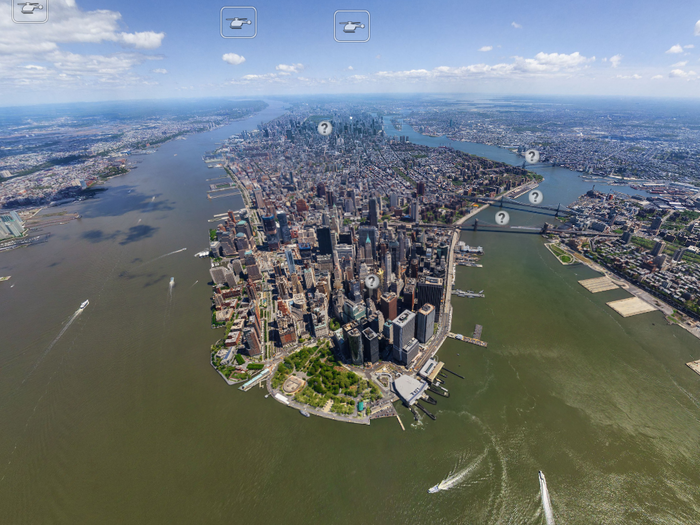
left=555, top=203, right=560, bottom=218
left=500, top=197, right=504, bottom=208
left=473, top=219, right=478, bottom=231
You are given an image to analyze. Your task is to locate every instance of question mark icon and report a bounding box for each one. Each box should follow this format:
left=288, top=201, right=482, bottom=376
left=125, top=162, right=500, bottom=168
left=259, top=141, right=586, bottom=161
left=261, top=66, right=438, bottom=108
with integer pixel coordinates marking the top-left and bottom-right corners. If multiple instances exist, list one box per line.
left=318, top=120, right=332, bottom=136
left=365, top=274, right=380, bottom=290
left=495, top=211, right=510, bottom=225
left=528, top=190, right=542, bottom=204
left=525, top=149, right=539, bottom=164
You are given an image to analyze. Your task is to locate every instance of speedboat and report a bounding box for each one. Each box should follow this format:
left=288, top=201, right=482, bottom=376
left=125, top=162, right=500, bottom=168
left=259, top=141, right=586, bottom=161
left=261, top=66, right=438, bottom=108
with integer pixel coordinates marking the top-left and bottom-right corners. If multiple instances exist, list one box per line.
left=299, top=409, right=310, bottom=417
left=170, top=277, right=174, bottom=285
left=80, top=300, right=89, bottom=309
left=428, top=484, right=441, bottom=493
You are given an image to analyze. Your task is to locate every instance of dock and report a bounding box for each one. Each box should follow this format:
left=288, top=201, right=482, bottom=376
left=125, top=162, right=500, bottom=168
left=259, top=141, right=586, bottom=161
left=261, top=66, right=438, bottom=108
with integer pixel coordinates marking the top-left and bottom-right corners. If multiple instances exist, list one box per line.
left=686, top=360, right=700, bottom=377
left=473, top=324, right=483, bottom=339
left=579, top=276, right=619, bottom=293
left=447, top=332, right=488, bottom=348
left=239, top=369, right=271, bottom=391
left=606, top=297, right=656, bottom=317
left=396, top=414, right=405, bottom=431
left=443, top=367, right=464, bottom=380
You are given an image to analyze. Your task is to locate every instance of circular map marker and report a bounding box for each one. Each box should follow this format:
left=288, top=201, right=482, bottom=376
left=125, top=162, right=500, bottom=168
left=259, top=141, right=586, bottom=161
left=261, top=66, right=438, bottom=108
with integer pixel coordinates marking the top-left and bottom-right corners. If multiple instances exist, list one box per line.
left=365, top=274, right=380, bottom=290
left=494, top=210, right=510, bottom=225
left=317, top=120, right=333, bottom=136
left=524, top=149, right=540, bottom=164
left=528, top=190, right=543, bottom=204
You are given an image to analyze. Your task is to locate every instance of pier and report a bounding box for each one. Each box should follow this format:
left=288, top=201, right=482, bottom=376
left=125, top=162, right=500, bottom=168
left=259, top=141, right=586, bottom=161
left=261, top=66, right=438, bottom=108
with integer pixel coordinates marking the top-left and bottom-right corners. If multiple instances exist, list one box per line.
left=442, top=367, right=464, bottom=380
left=447, top=332, right=488, bottom=348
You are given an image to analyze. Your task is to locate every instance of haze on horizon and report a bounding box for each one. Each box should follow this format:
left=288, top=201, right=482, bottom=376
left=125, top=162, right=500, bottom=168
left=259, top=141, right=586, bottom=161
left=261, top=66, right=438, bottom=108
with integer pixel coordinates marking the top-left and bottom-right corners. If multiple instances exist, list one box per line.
left=1, top=0, right=700, bottom=107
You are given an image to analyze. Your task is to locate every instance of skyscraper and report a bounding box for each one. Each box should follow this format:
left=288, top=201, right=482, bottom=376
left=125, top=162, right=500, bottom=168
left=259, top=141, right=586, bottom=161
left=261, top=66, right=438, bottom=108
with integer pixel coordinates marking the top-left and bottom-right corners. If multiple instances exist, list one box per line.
left=392, top=310, right=416, bottom=354
left=410, top=200, right=420, bottom=222
left=285, top=248, right=296, bottom=274
left=277, top=210, right=291, bottom=243
left=362, top=327, right=379, bottom=364
left=416, top=303, right=436, bottom=343
left=369, top=197, right=379, bottom=227
left=417, top=277, right=443, bottom=319
left=318, top=227, right=335, bottom=255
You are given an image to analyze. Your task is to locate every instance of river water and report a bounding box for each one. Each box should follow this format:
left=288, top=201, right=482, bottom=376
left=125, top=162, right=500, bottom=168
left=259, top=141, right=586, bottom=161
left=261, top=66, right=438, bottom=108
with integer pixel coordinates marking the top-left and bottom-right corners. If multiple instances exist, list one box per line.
left=0, top=105, right=698, bottom=524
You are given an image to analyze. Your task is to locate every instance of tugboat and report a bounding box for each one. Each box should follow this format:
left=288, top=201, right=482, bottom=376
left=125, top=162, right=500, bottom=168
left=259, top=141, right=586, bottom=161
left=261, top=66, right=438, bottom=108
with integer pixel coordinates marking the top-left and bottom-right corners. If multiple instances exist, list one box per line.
left=299, top=409, right=310, bottom=418
left=80, top=300, right=89, bottom=309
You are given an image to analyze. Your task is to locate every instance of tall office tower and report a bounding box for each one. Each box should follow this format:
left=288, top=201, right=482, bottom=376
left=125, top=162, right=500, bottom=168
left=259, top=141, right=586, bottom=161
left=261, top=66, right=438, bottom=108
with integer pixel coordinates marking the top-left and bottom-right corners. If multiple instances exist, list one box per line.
left=317, top=182, right=326, bottom=198
left=317, top=227, right=335, bottom=255
left=209, top=266, right=227, bottom=285
left=369, top=197, right=379, bottom=227
left=384, top=252, right=392, bottom=291
left=390, top=194, right=399, bottom=208
left=277, top=210, right=291, bottom=243
left=398, top=232, right=406, bottom=263
left=650, top=216, right=663, bottom=234
left=296, top=199, right=309, bottom=213
left=322, top=212, right=330, bottom=227
left=326, top=191, right=335, bottom=207
left=285, top=248, right=296, bottom=274
left=417, top=277, right=443, bottom=319
left=303, top=268, right=316, bottom=290
left=416, top=303, right=436, bottom=343
left=244, top=327, right=262, bottom=357
left=651, top=241, right=665, bottom=257
left=392, top=310, right=416, bottom=355
left=227, top=210, right=237, bottom=223
left=672, top=248, right=686, bottom=263
left=364, top=235, right=372, bottom=262
left=362, top=327, right=379, bottom=364
left=417, top=181, right=425, bottom=195
left=347, top=326, right=364, bottom=366
left=410, top=200, right=420, bottom=222
left=231, top=258, right=244, bottom=276
left=380, top=292, right=398, bottom=321
left=358, top=226, right=378, bottom=259
left=262, top=214, right=277, bottom=236
left=254, top=189, right=265, bottom=209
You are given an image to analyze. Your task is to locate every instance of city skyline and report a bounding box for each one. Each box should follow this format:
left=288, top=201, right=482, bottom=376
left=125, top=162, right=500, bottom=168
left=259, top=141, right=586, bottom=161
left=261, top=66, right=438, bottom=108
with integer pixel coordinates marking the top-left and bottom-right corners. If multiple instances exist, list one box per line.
left=2, top=0, right=700, bottom=106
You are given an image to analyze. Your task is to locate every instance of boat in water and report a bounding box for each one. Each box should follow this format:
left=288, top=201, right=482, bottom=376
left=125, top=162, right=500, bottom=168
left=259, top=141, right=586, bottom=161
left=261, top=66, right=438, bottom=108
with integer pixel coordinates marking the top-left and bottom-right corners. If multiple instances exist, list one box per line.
left=299, top=409, right=310, bottom=418
left=194, top=251, right=210, bottom=258
left=170, top=277, right=174, bottom=286
left=80, top=300, right=89, bottom=309
left=428, top=484, right=441, bottom=494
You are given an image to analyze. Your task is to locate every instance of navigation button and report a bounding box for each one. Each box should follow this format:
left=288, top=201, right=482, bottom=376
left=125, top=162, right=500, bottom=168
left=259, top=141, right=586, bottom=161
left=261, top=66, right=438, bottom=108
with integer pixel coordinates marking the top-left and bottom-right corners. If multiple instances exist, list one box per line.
left=220, top=6, right=257, bottom=39
left=334, top=10, right=370, bottom=43
left=12, top=0, right=49, bottom=23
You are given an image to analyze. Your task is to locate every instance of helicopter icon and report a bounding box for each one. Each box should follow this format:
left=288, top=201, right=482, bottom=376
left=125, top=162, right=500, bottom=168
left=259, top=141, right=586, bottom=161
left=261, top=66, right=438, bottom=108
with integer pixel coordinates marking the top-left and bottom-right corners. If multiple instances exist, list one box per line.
left=339, top=21, right=365, bottom=33
left=17, top=2, right=43, bottom=14
left=226, top=17, right=252, bottom=29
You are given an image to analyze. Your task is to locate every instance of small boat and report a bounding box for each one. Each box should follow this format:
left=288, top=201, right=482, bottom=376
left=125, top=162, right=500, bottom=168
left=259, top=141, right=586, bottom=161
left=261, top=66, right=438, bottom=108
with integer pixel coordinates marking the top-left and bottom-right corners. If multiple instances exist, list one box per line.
left=264, top=394, right=269, bottom=399
left=80, top=300, right=89, bottom=309
left=299, top=409, right=310, bottom=418
left=428, top=484, right=441, bottom=494
left=170, top=277, right=174, bottom=286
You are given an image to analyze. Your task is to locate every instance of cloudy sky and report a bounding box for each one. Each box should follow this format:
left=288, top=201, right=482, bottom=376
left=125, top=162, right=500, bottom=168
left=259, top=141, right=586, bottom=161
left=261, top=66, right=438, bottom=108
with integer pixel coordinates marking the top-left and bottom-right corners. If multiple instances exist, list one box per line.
left=1, top=0, right=700, bottom=105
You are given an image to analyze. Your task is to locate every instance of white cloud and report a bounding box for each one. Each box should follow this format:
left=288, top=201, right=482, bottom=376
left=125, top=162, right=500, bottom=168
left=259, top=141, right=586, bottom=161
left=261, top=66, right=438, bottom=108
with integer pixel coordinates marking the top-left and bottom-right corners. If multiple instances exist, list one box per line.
left=609, top=54, right=622, bottom=68
left=695, top=20, right=700, bottom=36
left=222, top=53, right=246, bottom=65
left=652, top=75, right=663, bottom=79
left=118, top=31, right=165, bottom=50
left=276, top=63, right=304, bottom=73
left=615, top=74, right=641, bottom=79
left=512, top=22, right=522, bottom=29
left=152, top=68, right=168, bottom=74
left=347, top=66, right=354, bottom=70
left=666, top=44, right=684, bottom=54
left=478, top=46, right=493, bottom=52
left=375, top=54, right=381, bottom=59
left=669, top=69, right=697, bottom=78
left=671, top=61, right=688, bottom=67
left=685, top=44, right=695, bottom=49
left=0, top=0, right=165, bottom=92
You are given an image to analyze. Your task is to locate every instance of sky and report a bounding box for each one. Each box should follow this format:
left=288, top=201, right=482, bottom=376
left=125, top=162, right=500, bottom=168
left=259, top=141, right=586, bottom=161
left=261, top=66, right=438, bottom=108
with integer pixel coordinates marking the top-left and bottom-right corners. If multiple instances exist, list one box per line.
left=1, top=0, right=700, bottom=105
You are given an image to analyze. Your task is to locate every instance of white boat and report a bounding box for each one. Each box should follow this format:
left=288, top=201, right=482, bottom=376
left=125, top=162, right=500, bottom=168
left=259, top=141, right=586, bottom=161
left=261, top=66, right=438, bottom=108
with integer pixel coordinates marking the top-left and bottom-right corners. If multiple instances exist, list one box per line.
left=195, top=251, right=210, bottom=258
left=299, top=409, right=310, bottom=417
left=170, top=277, right=174, bottom=285
left=80, top=300, right=89, bottom=309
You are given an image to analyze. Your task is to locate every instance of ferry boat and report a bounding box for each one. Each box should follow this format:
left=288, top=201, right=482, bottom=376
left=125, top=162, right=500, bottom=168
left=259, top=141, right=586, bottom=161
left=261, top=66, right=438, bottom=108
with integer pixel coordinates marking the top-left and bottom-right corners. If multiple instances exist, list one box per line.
left=80, top=300, right=89, bottom=309
left=299, top=409, right=310, bottom=418
left=194, top=251, right=210, bottom=258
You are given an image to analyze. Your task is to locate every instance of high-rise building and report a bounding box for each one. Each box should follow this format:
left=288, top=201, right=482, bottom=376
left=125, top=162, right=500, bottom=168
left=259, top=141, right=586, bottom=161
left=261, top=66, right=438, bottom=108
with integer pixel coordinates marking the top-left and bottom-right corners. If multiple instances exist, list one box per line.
left=410, top=200, right=420, bottom=222
left=285, top=248, right=296, bottom=274
left=317, top=182, right=326, bottom=198
left=380, top=292, right=398, bottom=321
left=347, top=326, right=364, bottom=366
left=651, top=240, right=665, bottom=257
left=317, top=227, right=335, bottom=255
left=362, top=327, right=379, bottom=364
left=277, top=210, right=291, bottom=243
left=392, top=309, right=416, bottom=354
left=397, top=338, right=420, bottom=367
left=369, top=197, right=379, bottom=227
left=416, top=303, right=436, bottom=343
left=417, top=277, right=443, bottom=318
left=650, top=216, right=663, bottom=234
left=244, top=327, right=262, bottom=357
left=417, top=181, right=425, bottom=196
left=210, top=266, right=227, bottom=285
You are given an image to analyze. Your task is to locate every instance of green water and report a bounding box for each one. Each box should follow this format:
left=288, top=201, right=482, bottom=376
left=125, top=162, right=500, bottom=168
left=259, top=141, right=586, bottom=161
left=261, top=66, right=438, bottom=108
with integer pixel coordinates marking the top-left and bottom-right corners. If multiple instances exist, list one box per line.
left=0, top=107, right=699, bottom=524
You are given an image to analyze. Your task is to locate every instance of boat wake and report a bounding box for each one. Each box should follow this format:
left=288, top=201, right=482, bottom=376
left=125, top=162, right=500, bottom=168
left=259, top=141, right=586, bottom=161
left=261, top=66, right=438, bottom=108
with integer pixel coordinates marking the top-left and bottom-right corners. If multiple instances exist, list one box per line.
left=428, top=449, right=488, bottom=493
left=136, top=248, right=187, bottom=268
left=539, top=471, right=556, bottom=525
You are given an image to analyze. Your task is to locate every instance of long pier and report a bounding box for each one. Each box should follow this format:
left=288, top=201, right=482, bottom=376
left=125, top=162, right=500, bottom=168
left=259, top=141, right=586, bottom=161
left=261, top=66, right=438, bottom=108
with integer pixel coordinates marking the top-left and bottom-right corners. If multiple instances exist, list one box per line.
left=447, top=332, right=488, bottom=348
